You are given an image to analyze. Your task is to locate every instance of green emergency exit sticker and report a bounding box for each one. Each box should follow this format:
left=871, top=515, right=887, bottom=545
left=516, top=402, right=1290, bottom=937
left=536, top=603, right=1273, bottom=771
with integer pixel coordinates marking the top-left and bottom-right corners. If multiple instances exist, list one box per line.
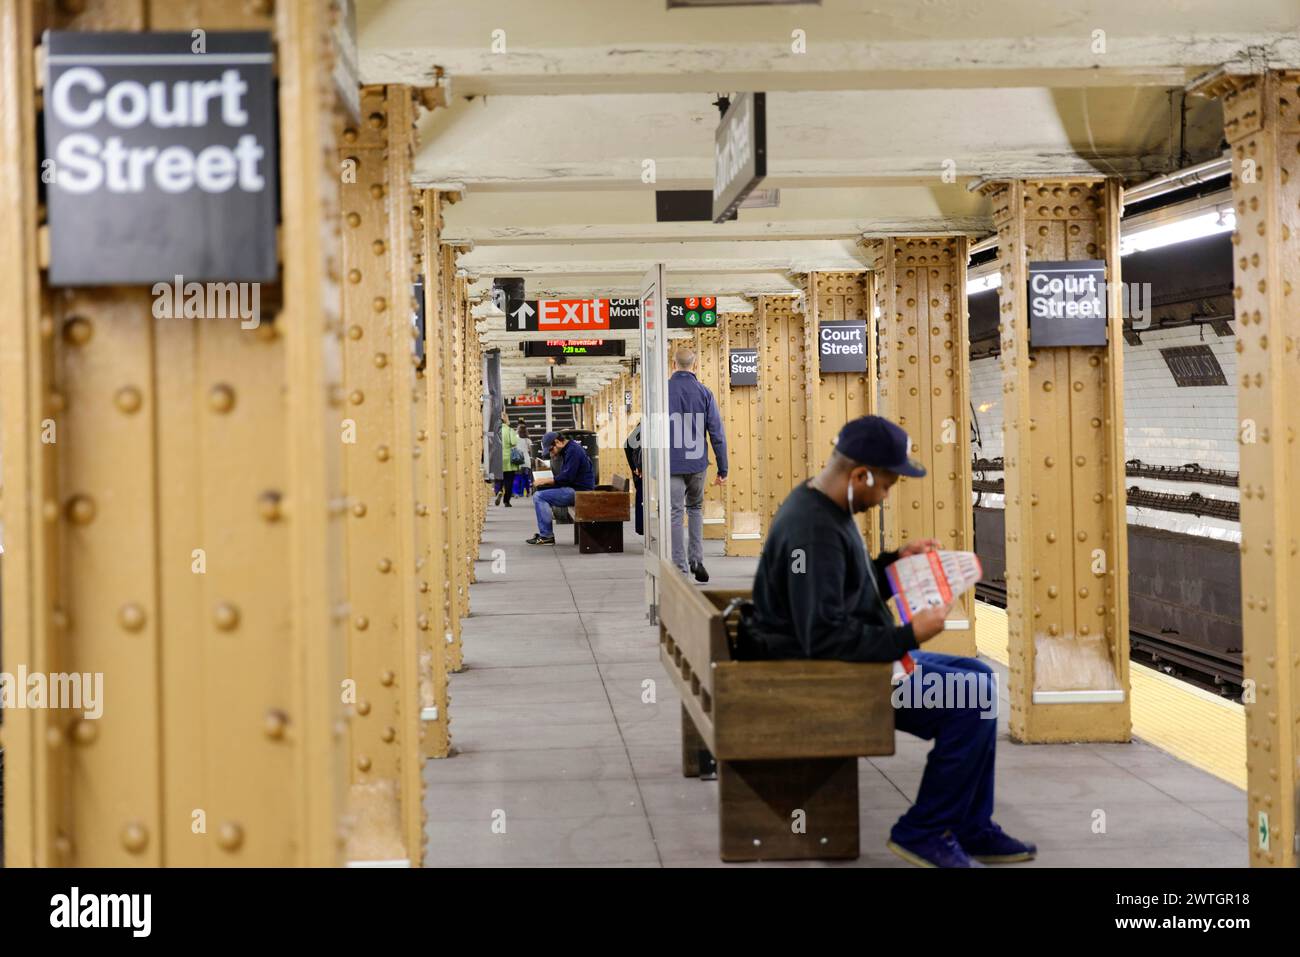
left=1258, top=811, right=1269, bottom=851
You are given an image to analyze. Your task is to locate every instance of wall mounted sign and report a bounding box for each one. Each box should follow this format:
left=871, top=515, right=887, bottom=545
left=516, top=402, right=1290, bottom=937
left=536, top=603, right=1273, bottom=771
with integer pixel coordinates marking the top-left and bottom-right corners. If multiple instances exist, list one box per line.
left=513, top=394, right=544, bottom=406
left=570, top=395, right=585, bottom=405
left=506, top=297, right=717, bottom=332
left=818, top=321, right=867, bottom=372
left=713, top=92, right=766, bottom=223
left=1028, top=260, right=1108, bottom=347
left=624, top=390, right=633, bottom=413
left=1159, top=344, right=1227, bottom=387
left=729, top=348, right=758, bottom=385
left=43, top=31, right=278, bottom=285
left=412, top=275, right=426, bottom=370
left=521, top=339, right=626, bottom=358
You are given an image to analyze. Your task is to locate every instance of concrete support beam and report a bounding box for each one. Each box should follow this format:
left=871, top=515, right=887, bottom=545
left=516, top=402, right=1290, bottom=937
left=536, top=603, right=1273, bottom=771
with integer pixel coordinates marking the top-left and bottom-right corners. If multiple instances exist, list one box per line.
left=989, top=179, right=1131, bottom=743
left=1196, top=68, right=1300, bottom=867
left=871, top=241, right=976, bottom=656
left=799, top=271, right=879, bottom=555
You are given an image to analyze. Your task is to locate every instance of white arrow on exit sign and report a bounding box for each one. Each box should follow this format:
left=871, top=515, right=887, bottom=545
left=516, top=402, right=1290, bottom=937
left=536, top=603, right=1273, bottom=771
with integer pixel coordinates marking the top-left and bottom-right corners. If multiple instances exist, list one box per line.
left=512, top=302, right=535, bottom=321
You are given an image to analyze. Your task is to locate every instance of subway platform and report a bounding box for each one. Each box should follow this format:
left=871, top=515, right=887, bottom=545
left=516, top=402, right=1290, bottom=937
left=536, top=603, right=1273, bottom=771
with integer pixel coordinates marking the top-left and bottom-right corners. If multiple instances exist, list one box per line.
left=423, top=502, right=1247, bottom=868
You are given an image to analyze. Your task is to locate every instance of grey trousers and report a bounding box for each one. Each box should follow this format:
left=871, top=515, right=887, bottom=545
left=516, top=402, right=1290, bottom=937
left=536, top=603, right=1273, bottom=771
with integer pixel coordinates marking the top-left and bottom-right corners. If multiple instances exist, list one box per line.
left=670, top=471, right=706, bottom=574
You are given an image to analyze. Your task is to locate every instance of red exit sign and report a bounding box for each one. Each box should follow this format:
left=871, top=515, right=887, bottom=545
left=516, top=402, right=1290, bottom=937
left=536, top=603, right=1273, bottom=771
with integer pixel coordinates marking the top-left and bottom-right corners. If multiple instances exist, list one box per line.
left=538, top=299, right=610, bottom=330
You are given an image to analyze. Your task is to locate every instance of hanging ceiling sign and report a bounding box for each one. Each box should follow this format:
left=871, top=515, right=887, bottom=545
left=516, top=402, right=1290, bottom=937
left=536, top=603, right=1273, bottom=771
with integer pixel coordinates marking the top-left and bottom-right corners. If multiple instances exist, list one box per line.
left=513, top=394, right=544, bottom=406
left=506, top=297, right=717, bottom=332
left=818, top=320, right=867, bottom=373
left=729, top=348, right=758, bottom=386
left=521, top=339, right=626, bottom=358
left=1028, top=260, right=1108, bottom=347
left=669, top=296, right=718, bottom=328
left=43, top=31, right=278, bottom=285
left=624, top=390, right=633, bottom=413
left=713, top=92, right=766, bottom=223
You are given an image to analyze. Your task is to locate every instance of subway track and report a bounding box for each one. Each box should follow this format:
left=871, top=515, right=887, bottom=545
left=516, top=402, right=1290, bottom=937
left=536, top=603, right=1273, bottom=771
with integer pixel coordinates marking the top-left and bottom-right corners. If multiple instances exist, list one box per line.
left=974, top=583, right=1244, bottom=701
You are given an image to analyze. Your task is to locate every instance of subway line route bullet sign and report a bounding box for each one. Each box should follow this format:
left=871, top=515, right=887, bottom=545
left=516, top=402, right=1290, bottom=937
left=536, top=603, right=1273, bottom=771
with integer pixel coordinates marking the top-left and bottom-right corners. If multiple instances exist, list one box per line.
left=42, top=31, right=278, bottom=285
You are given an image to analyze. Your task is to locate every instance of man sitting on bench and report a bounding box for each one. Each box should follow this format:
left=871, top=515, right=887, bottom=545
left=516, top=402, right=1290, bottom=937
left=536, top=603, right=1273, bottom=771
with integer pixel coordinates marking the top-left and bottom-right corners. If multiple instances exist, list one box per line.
left=526, top=430, right=596, bottom=545
left=746, top=414, right=1036, bottom=868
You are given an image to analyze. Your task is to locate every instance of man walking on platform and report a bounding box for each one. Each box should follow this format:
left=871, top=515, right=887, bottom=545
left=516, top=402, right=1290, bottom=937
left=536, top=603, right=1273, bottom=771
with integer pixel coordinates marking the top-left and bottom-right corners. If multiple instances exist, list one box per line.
left=526, top=430, right=596, bottom=545
left=625, top=420, right=643, bottom=537
left=746, top=414, right=1036, bottom=869
left=668, top=348, right=727, bottom=582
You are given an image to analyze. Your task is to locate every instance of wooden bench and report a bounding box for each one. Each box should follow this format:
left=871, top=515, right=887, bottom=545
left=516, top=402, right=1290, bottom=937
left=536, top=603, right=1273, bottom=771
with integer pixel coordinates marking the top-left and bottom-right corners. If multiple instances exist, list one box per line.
left=572, top=488, right=631, bottom=553
left=656, top=560, right=896, bottom=862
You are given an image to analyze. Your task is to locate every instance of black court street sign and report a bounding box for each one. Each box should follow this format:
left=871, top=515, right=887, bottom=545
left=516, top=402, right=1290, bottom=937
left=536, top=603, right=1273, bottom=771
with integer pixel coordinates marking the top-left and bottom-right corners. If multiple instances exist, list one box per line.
left=521, top=339, right=626, bottom=358
left=729, top=348, right=758, bottom=386
left=1028, top=260, right=1108, bottom=347
left=818, top=321, right=867, bottom=372
left=506, top=297, right=717, bottom=332
left=43, top=31, right=278, bottom=286
left=713, top=92, right=766, bottom=223
left=412, top=275, right=426, bottom=370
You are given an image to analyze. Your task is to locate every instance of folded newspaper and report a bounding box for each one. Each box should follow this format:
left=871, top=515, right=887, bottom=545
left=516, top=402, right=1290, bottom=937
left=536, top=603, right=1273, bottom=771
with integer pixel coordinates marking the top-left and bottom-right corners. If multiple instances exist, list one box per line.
left=884, top=549, right=983, bottom=678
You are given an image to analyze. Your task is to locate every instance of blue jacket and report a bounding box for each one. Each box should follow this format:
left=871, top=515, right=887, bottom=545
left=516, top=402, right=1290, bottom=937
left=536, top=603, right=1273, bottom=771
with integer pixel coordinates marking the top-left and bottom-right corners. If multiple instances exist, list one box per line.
left=668, top=371, right=728, bottom=477
left=552, top=439, right=596, bottom=491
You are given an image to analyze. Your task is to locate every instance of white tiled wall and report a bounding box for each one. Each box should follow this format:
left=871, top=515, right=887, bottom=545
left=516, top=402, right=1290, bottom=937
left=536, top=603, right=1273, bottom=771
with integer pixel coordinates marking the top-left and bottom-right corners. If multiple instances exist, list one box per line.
left=966, top=325, right=1239, bottom=536
left=1122, top=325, right=1238, bottom=471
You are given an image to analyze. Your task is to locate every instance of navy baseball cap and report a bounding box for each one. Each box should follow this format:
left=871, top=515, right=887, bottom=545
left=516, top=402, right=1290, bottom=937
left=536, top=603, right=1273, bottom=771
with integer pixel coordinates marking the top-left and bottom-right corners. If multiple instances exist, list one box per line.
left=541, top=431, right=560, bottom=454
left=834, top=415, right=926, bottom=478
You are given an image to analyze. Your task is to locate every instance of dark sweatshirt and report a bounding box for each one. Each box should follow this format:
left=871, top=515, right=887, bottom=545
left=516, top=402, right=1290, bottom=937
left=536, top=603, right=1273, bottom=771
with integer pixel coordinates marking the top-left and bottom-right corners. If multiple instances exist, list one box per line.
left=551, top=439, right=596, bottom=491
left=749, top=482, right=918, bottom=662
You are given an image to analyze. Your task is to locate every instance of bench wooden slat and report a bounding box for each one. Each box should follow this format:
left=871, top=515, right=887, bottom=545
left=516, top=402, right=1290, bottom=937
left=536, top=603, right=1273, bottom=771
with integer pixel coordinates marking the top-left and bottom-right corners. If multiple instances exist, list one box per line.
left=712, top=660, right=895, bottom=760
left=574, top=490, right=631, bottom=522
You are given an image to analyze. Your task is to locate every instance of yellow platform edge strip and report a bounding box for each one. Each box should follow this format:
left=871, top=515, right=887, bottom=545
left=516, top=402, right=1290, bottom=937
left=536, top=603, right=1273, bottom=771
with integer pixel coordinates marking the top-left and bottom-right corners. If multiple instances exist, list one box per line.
left=974, top=601, right=1246, bottom=789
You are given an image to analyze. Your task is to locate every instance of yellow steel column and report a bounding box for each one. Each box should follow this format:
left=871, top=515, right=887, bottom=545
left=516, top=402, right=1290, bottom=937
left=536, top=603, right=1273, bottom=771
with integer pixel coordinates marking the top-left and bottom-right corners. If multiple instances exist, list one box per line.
left=440, top=245, right=466, bottom=671
left=988, top=179, right=1130, bottom=743
left=756, top=296, right=811, bottom=531
left=337, top=85, right=424, bottom=864
left=871, top=241, right=976, bottom=656
left=0, top=0, right=60, bottom=867
left=692, top=327, right=728, bottom=539
left=722, top=313, right=762, bottom=556
left=0, top=0, right=349, bottom=867
left=418, top=190, right=451, bottom=759
left=276, top=0, right=351, bottom=867
left=801, top=270, right=880, bottom=556
left=1196, top=69, right=1300, bottom=866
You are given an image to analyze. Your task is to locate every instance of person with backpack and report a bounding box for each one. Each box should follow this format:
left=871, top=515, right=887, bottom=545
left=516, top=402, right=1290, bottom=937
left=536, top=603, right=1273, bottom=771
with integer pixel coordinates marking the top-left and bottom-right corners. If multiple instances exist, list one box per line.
left=496, top=411, right=523, bottom=507
left=516, top=422, right=535, bottom=498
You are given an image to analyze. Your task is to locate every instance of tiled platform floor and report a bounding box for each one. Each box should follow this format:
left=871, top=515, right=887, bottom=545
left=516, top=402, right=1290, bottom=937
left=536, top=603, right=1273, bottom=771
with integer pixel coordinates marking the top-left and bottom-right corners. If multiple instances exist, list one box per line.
left=423, top=502, right=1248, bottom=867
